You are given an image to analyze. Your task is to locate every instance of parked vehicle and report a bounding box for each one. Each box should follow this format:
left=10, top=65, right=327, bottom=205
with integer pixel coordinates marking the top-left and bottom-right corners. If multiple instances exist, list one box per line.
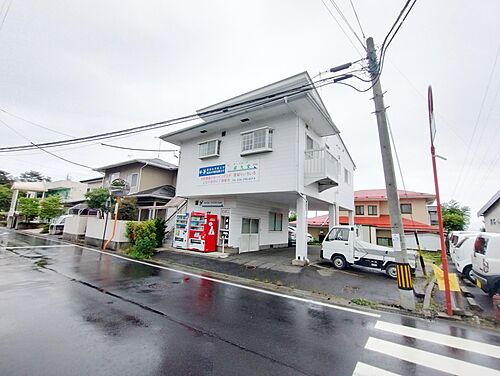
left=288, top=225, right=314, bottom=244
left=321, top=225, right=417, bottom=279
left=448, top=231, right=479, bottom=255
left=49, top=215, right=72, bottom=235
left=472, top=233, right=500, bottom=296
left=450, top=235, right=477, bottom=281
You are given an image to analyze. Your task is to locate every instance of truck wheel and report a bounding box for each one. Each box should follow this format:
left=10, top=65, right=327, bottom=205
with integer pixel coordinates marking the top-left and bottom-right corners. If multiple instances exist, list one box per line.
left=331, top=255, right=347, bottom=270
left=462, top=265, right=474, bottom=282
left=385, top=263, right=397, bottom=279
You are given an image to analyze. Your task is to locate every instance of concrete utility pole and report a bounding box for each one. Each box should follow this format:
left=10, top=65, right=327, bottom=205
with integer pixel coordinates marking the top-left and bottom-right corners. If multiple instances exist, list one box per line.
left=366, top=37, right=415, bottom=310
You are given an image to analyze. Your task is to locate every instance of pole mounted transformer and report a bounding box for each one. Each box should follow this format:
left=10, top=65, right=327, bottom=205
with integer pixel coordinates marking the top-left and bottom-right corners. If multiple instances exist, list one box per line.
left=366, top=37, right=416, bottom=310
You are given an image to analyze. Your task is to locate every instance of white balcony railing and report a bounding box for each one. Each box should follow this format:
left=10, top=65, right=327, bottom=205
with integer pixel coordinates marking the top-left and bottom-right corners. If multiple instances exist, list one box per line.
left=304, top=148, right=339, bottom=191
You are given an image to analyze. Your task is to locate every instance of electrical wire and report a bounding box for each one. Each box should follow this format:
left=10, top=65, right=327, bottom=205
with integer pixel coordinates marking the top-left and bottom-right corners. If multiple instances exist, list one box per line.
left=0, top=73, right=358, bottom=153
left=0, top=0, right=12, bottom=32
left=451, top=46, right=500, bottom=198
left=349, top=0, right=366, bottom=40
left=328, top=0, right=366, bottom=50
left=0, top=118, right=95, bottom=170
left=99, top=143, right=177, bottom=152
left=320, top=0, right=364, bottom=58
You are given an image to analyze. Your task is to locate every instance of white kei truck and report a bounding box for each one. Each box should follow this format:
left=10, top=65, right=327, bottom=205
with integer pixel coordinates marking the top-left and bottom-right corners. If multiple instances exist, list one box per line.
left=320, top=226, right=417, bottom=279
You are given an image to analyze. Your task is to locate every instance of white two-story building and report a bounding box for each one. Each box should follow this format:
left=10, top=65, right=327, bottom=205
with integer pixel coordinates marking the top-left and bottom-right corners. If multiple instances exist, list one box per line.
left=160, top=72, right=355, bottom=264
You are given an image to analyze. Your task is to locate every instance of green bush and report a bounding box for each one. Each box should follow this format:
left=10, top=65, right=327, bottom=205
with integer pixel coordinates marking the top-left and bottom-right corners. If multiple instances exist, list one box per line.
left=154, top=217, right=166, bottom=247
left=40, top=223, right=50, bottom=234
left=125, top=220, right=157, bottom=259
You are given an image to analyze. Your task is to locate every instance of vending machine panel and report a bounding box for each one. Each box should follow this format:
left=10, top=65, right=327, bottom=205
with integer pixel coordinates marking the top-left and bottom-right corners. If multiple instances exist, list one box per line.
left=173, top=213, right=189, bottom=249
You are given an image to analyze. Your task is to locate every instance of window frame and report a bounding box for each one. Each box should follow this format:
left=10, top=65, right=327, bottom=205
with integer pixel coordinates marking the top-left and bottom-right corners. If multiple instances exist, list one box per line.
left=268, top=212, right=283, bottom=232
left=344, top=168, right=350, bottom=184
left=355, top=205, right=364, bottom=215
left=198, top=139, right=221, bottom=159
left=400, top=203, right=412, bottom=214
left=240, top=126, right=273, bottom=156
left=128, top=173, right=139, bottom=188
left=368, top=205, right=378, bottom=216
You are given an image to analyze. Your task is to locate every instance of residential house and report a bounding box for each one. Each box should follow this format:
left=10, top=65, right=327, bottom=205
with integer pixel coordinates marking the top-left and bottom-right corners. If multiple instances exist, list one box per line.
left=300, top=189, right=440, bottom=251
left=80, top=176, right=104, bottom=192
left=160, top=72, right=355, bottom=263
left=478, top=189, right=500, bottom=233
left=45, top=180, right=88, bottom=206
left=95, top=158, right=178, bottom=220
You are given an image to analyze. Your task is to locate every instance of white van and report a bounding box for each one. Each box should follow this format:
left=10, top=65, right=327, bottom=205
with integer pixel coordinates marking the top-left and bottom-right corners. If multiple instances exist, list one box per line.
left=321, top=225, right=416, bottom=279
left=450, top=235, right=476, bottom=281
left=449, top=231, right=479, bottom=256
left=472, top=233, right=500, bottom=296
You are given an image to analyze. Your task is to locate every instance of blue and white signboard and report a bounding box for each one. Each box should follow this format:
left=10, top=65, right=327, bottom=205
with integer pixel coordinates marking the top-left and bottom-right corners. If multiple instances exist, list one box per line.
left=198, top=162, right=259, bottom=185
left=199, top=164, right=225, bottom=177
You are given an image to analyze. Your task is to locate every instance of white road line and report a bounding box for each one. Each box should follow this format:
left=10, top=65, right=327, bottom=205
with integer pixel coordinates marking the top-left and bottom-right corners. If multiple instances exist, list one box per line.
left=375, top=320, right=500, bottom=359
left=3, top=230, right=380, bottom=318
left=365, top=337, right=500, bottom=376
left=352, top=362, right=401, bottom=376
left=5, top=245, right=75, bottom=250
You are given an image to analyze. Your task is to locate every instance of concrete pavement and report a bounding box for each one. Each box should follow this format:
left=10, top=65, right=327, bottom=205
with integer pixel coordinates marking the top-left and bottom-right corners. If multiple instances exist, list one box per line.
left=1, top=229, right=499, bottom=376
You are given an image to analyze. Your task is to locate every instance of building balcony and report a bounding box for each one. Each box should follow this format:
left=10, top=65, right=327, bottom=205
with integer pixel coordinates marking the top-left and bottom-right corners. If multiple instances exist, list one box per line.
left=304, top=148, right=339, bottom=192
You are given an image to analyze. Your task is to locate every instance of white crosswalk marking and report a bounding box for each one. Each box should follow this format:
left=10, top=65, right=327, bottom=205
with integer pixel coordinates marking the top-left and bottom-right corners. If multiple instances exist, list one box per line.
left=365, top=337, right=500, bottom=376
left=375, top=320, right=500, bottom=359
left=352, top=362, right=401, bottom=376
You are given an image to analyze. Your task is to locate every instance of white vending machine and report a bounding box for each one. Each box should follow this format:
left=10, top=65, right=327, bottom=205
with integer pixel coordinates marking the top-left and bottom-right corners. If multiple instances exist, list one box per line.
left=173, top=213, right=189, bottom=249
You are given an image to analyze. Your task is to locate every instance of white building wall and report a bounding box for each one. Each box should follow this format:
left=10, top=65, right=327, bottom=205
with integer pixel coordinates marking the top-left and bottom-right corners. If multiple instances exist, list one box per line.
left=187, top=196, right=288, bottom=250
left=484, top=202, right=500, bottom=233
left=177, top=114, right=299, bottom=197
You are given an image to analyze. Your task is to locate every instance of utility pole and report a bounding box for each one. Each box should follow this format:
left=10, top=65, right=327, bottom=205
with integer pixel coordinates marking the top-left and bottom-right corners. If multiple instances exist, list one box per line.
left=366, top=37, right=415, bottom=310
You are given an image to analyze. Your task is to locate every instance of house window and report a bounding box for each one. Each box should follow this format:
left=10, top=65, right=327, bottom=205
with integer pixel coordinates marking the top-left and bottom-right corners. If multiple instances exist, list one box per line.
left=268, top=212, right=283, bottom=231
left=198, top=139, right=220, bottom=159
left=240, top=127, right=273, bottom=155
left=368, top=205, right=378, bottom=215
left=355, top=205, right=364, bottom=215
left=344, top=168, right=350, bottom=184
left=128, top=173, right=138, bottom=188
left=400, top=203, right=412, bottom=214
left=377, top=237, right=393, bottom=247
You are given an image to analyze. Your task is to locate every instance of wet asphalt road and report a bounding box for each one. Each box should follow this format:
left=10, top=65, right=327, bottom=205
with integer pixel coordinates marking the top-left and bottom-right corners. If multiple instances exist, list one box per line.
left=1, top=229, right=499, bottom=376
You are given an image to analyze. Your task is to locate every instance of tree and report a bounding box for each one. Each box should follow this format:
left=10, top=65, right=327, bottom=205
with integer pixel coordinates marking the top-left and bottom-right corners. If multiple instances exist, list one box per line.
left=289, top=211, right=297, bottom=222
left=18, top=170, right=51, bottom=182
left=39, top=196, right=64, bottom=221
left=85, top=187, right=110, bottom=217
left=118, top=197, right=138, bottom=220
left=0, top=185, right=12, bottom=212
left=442, top=200, right=470, bottom=232
left=0, top=170, right=13, bottom=186
left=18, top=197, right=40, bottom=222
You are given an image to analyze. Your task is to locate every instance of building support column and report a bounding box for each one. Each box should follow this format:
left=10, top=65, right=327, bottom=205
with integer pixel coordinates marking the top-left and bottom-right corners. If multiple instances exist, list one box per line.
left=292, top=194, right=309, bottom=266
left=348, top=210, right=355, bottom=225
left=328, top=204, right=336, bottom=231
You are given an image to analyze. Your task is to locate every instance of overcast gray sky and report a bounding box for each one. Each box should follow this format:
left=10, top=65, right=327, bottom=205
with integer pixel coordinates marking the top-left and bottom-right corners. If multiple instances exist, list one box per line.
left=0, top=1, right=498, bottom=228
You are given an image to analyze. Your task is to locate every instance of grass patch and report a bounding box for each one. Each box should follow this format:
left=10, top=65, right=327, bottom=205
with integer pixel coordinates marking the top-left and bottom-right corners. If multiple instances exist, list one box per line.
left=351, top=298, right=378, bottom=308
left=420, top=251, right=442, bottom=266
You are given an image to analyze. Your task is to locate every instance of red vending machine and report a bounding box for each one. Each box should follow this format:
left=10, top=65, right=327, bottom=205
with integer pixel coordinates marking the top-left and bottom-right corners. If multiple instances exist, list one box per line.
left=187, top=212, right=218, bottom=252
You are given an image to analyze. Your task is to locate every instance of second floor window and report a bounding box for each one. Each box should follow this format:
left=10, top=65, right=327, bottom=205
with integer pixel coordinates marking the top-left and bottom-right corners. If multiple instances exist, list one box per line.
left=241, top=127, right=273, bottom=155
left=355, top=205, right=364, bottom=215
left=400, top=203, right=412, bottom=214
left=344, top=168, right=350, bottom=184
left=128, top=173, right=138, bottom=188
left=198, top=139, right=220, bottom=159
left=368, top=205, right=378, bottom=215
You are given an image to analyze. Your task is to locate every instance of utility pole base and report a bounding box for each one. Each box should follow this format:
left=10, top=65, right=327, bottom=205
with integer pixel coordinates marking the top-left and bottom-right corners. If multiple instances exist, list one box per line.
left=398, top=288, right=416, bottom=311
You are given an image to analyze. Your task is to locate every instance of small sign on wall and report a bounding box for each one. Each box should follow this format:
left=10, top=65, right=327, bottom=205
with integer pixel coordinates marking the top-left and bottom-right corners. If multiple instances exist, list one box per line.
left=198, top=161, right=259, bottom=185
left=200, top=200, right=224, bottom=207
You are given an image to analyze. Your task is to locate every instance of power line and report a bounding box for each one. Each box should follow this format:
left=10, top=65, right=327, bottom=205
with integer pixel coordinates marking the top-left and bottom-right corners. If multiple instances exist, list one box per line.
left=0, top=73, right=357, bottom=153
left=349, top=0, right=366, bottom=40
left=0, top=0, right=13, bottom=33
left=451, top=46, right=500, bottom=198
left=0, top=118, right=94, bottom=170
left=99, top=143, right=177, bottom=152
left=320, top=0, right=364, bottom=58
left=328, top=0, right=366, bottom=50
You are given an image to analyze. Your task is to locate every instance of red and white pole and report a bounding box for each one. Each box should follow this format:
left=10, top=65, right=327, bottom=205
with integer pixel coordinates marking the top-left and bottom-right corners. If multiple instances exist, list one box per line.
left=428, top=86, right=452, bottom=317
